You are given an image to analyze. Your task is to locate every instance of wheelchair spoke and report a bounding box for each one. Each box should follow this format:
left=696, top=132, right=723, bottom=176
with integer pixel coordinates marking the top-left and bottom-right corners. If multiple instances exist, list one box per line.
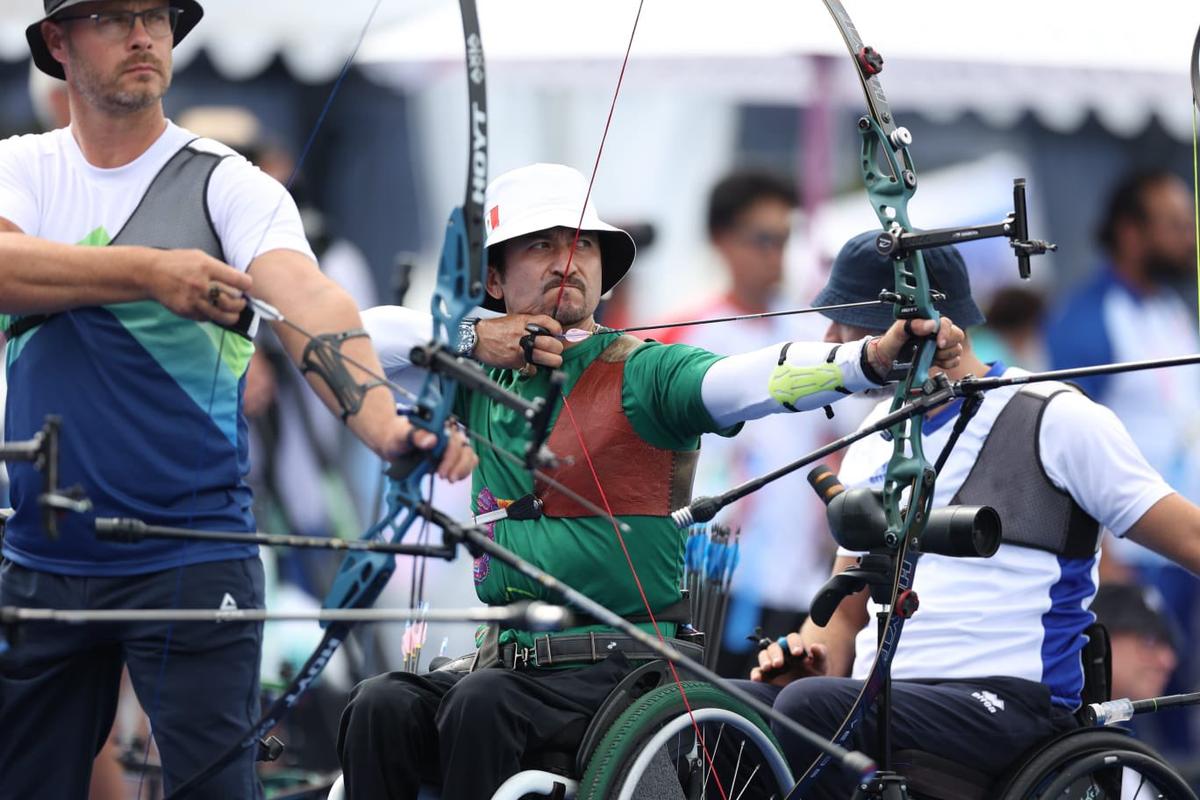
left=700, top=722, right=726, bottom=797
left=730, top=739, right=745, bottom=794
left=732, top=762, right=762, bottom=800
left=577, top=683, right=795, bottom=800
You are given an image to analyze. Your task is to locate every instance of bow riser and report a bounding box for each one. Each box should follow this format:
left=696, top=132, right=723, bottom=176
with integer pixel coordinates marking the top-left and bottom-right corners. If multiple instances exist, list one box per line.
left=855, top=112, right=940, bottom=549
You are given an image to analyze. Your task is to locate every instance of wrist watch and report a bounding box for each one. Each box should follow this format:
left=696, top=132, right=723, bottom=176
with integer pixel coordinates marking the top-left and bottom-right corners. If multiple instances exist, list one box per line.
left=455, top=317, right=480, bottom=357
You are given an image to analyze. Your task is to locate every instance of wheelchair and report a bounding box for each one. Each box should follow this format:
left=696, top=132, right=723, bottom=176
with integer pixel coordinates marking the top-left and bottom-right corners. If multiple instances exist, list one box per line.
left=327, top=623, right=1195, bottom=800
left=895, top=623, right=1195, bottom=800
left=327, top=658, right=794, bottom=800
left=895, top=725, right=1194, bottom=800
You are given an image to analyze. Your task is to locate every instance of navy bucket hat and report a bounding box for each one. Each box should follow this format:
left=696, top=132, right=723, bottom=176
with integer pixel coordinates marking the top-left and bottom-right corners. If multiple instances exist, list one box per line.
left=813, top=231, right=986, bottom=333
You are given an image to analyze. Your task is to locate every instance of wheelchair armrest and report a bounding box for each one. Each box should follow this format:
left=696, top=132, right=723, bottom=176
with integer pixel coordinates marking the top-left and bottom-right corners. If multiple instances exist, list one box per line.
left=573, top=660, right=676, bottom=776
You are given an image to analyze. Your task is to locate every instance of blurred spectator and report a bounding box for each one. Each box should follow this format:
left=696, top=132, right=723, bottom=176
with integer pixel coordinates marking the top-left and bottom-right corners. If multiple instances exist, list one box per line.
left=0, top=341, right=6, bottom=506
left=1046, top=168, right=1200, bottom=755
left=659, top=169, right=841, bottom=677
left=1092, top=583, right=1180, bottom=704
left=1091, top=582, right=1188, bottom=769
left=28, top=62, right=69, bottom=130
left=971, top=285, right=1048, bottom=371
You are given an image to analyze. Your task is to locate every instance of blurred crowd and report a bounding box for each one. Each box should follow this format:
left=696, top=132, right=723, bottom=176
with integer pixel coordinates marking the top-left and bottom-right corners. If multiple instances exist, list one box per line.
left=2, top=61, right=1199, bottom=796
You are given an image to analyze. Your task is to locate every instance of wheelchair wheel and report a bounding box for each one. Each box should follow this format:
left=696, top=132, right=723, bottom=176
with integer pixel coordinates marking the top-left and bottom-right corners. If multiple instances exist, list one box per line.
left=997, top=729, right=1195, bottom=800
left=576, top=680, right=793, bottom=800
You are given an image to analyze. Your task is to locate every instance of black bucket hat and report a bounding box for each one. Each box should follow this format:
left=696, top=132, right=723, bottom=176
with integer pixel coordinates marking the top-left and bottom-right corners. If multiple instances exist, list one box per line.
left=27, top=0, right=204, bottom=80
left=813, top=231, right=986, bottom=333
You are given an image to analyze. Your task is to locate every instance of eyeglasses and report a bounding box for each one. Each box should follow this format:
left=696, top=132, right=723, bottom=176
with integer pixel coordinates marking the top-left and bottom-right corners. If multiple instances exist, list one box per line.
left=54, top=7, right=182, bottom=41
left=735, top=228, right=790, bottom=252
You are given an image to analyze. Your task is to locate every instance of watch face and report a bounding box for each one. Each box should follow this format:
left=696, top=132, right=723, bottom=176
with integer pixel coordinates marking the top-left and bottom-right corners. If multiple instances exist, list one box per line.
left=457, top=320, right=476, bottom=355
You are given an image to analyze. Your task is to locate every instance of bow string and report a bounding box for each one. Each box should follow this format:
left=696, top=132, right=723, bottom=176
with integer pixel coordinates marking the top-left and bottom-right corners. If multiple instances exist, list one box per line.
left=541, top=2, right=755, bottom=797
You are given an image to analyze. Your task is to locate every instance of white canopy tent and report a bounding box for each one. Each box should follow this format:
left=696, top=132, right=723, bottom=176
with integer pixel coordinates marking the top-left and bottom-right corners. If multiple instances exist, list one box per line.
left=0, top=0, right=439, bottom=82
left=358, top=0, right=1200, bottom=140
left=351, top=1, right=1200, bottom=316
left=0, top=0, right=1192, bottom=132
left=0, top=1, right=1192, bottom=316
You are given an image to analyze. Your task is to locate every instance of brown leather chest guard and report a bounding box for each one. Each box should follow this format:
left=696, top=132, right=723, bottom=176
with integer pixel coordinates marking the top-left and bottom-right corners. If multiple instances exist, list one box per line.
left=536, top=335, right=699, bottom=518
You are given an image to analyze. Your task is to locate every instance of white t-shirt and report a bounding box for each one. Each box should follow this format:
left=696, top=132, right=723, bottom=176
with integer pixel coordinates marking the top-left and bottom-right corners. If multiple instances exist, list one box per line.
left=837, top=366, right=1172, bottom=708
left=0, top=121, right=315, bottom=575
left=0, top=121, right=312, bottom=267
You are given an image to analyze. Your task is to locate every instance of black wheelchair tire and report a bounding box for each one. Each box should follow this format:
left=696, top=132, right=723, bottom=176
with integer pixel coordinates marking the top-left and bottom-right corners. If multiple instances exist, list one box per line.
left=576, top=680, right=792, bottom=800
left=1034, top=749, right=1196, bottom=799
left=997, top=729, right=1195, bottom=800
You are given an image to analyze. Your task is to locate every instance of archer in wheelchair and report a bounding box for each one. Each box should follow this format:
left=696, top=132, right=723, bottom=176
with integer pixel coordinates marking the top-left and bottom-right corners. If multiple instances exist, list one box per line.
left=341, top=164, right=966, bottom=799
left=737, top=234, right=1200, bottom=799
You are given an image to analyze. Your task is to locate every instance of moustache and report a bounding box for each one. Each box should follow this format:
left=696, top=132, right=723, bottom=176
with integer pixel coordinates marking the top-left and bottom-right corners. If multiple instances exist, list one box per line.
left=121, top=56, right=162, bottom=73
left=545, top=278, right=585, bottom=294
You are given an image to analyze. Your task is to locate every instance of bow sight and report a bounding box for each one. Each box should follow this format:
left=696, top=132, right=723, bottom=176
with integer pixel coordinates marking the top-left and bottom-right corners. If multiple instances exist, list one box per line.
left=874, top=178, right=1057, bottom=282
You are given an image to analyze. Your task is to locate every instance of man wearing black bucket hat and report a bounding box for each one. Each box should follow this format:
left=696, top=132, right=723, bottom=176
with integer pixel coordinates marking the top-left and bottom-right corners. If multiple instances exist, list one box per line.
left=341, top=167, right=968, bottom=799
left=0, top=3, right=474, bottom=798
left=1092, top=583, right=1181, bottom=720
left=744, top=232, right=1200, bottom=799
left=25, top=0, right=203, bottom=82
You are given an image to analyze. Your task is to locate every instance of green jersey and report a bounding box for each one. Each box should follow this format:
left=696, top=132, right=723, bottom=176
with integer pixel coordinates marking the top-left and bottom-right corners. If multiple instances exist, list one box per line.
left=455, top=331, right=738, bottom=648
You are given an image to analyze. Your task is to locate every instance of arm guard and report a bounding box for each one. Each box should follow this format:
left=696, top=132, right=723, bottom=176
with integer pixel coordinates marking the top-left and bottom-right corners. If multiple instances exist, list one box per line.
left=299, top=329, right=387, bottom=423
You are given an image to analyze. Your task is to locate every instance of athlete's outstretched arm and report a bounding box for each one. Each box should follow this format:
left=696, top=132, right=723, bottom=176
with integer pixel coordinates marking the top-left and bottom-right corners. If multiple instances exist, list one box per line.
left=702, top=317, right=963, bottom=427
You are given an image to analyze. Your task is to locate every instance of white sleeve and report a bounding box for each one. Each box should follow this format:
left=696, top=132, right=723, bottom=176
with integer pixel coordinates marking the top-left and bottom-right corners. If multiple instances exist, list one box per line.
left=206, top=155, right=316, bottom=271
left=1039, top=391, right=1173, bottom=537
left=0, top=134, right=42, bottom=234
left=701, top=336, right=877, bottom=428
left=361, top=305, right=434, bottom=380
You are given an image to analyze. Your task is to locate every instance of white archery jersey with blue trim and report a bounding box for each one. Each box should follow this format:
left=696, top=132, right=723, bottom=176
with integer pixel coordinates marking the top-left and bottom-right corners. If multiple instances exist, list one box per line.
left=836, top=366, right=1172, bottom=709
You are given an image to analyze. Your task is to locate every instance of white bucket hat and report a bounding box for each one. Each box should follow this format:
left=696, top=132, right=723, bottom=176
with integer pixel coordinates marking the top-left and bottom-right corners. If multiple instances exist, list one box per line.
left=482, top=163, right=636, bottom=313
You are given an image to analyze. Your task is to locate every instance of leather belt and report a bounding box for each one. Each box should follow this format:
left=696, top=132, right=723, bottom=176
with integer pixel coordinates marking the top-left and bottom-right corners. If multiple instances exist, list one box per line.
left=499, top=632, right=704, bottom=670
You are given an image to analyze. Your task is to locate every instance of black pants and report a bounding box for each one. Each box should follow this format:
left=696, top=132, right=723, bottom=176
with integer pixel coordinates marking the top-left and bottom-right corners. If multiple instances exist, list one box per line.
left=0, top=558, right=265, bottom=800
left=337, top=654, right=633, bottom=800
left=735, top=675, right=1078, bottom=800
